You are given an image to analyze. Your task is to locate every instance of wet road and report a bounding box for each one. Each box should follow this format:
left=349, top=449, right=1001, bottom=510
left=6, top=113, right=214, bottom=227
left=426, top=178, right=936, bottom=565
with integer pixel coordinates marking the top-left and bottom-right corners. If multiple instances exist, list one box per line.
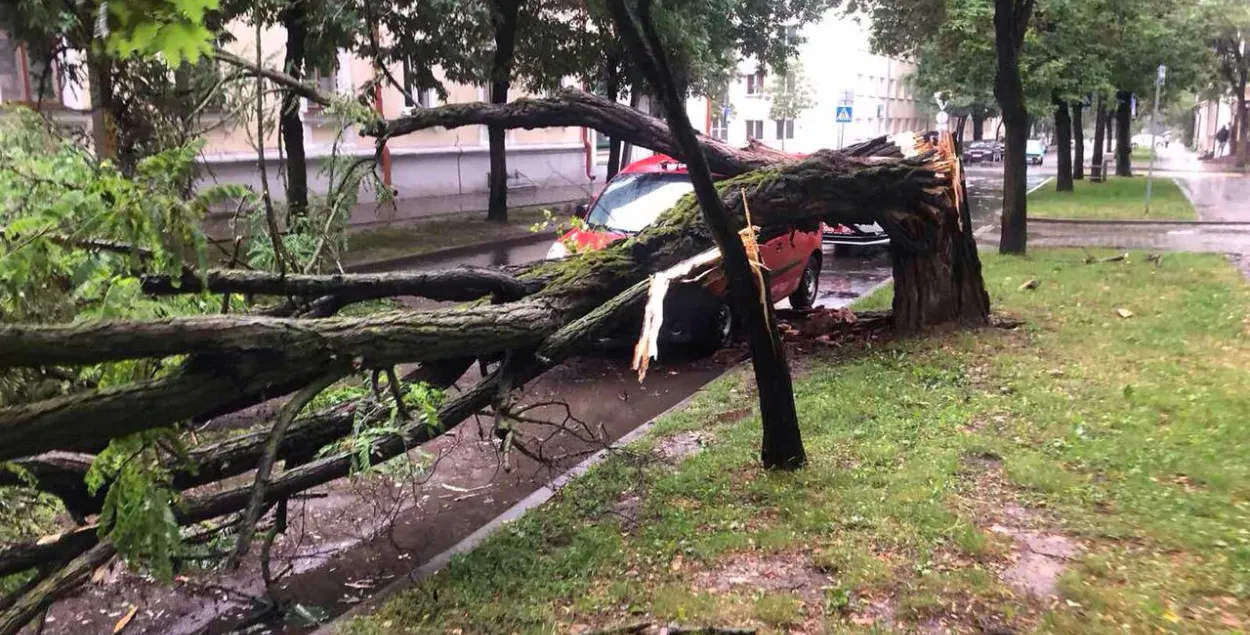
left=41, top=170, right=1027, bottom=635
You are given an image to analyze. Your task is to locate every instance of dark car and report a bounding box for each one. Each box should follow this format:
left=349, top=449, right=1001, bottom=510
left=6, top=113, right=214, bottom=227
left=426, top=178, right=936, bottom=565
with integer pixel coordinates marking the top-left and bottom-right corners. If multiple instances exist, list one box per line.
left=962, top=140, right=998, bottom=163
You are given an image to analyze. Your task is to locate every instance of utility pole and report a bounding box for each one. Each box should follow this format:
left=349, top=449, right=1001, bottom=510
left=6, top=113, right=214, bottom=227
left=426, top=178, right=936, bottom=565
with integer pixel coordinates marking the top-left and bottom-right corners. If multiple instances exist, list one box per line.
left=1145, top=64, right=1165, bottom=215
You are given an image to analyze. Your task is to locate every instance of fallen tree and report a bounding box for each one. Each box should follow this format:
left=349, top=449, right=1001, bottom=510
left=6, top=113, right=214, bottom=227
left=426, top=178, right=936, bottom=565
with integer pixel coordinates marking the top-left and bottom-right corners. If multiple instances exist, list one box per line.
left=0, top=82, right=988, bottom=633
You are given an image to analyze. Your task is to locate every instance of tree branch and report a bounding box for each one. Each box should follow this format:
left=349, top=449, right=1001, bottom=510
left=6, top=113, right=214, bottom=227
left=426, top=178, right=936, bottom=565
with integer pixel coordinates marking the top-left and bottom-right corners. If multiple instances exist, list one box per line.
left=140, top=267, right=541, bottom=303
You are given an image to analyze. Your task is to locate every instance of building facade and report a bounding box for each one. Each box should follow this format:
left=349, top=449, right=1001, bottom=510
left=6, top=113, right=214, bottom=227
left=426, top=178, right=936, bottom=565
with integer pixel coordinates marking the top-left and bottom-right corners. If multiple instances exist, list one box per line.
left=714, top=9, right=935, bottom=154
left=3, top=10, right=935, bottom=230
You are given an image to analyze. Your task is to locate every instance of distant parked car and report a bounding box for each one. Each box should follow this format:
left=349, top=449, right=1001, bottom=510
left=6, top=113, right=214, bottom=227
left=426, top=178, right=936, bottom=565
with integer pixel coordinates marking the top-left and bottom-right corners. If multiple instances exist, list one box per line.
left=1026, top=139, right=1046, bottom=165
left=962, top=140, right=999, bottom=163
left=1130, top=133, right=1168, bottom=149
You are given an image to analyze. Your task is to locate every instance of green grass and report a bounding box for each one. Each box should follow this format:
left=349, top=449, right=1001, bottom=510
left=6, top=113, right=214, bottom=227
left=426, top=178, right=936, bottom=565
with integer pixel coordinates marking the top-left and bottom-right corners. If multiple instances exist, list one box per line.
left=1131, top=147, right=1158, bottom=163
left=344, top=206, right=556, bottom=266
left=1029, top=176, right=1196, bottom=221
left=344, top=250, right=1250, bottom=634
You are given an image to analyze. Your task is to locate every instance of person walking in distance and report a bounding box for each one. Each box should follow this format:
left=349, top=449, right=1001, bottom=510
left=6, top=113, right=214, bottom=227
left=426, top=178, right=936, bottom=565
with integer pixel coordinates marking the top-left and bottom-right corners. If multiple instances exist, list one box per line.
left=1216, top=125, right=1230, bottom=157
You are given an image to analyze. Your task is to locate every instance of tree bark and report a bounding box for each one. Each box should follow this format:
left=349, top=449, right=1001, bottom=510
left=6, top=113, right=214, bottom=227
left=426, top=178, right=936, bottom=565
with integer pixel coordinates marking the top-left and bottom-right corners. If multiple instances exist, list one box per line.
left=1115, top=90, right=1132, bottom=177
left=1237, top=92, right=1248, bottom=168
left=141, top=268, right=540, bottom=303
left=1072, top=101, right=1084, bottom=180
left=1092, top=97, right=1106, bottom=179
left=1053, top=96, right=1074, bottom=192
left=607, top=0, right=806, bottom=469
left=0, top=541, right=116, bottom=635
left=993, top=0, right=1035, bottom=255
left=280, top=0, right=309, bottom=219
left=971, top=111, right=985, bottom=141
left=487, top=0, right=522, bottom=223
left=380, top=89, right=782, bottom=176
left=604, top=55, right=623, bottom=180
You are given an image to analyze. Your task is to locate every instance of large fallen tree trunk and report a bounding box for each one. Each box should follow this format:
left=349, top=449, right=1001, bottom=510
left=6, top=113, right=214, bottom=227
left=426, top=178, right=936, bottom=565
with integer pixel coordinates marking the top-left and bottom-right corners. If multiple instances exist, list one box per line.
left=0, top=86, right=989, bottom=635
left=0, top=146, right=968, bottom=461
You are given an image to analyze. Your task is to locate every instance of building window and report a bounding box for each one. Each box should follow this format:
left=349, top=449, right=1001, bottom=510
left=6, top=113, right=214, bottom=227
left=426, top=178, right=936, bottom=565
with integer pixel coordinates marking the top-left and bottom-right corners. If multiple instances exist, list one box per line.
left=711, top=116, right=728, bottom=141
left=0, top=36, right=60, bottom=105
left=402, top=58, right=436, bottom=108
left=745, top=71, right=765, bottom=96
left=307, top=58, right=337, bottom=111
left=783, top=26, right=800, bottom=45
left=775, top=119, right=794, bottom=140
left=745, top=119, right=764, bottom=139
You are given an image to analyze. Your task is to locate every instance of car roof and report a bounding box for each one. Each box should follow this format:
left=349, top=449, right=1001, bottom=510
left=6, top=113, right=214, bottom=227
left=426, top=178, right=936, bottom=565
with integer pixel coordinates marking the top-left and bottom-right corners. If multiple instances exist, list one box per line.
left=619, top=154, right=689, bottom=175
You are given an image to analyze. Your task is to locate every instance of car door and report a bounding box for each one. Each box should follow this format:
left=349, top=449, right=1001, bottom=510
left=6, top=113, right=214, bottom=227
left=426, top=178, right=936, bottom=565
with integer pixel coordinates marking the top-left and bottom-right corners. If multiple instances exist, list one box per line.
left=760, top=230, right=806, bottom=300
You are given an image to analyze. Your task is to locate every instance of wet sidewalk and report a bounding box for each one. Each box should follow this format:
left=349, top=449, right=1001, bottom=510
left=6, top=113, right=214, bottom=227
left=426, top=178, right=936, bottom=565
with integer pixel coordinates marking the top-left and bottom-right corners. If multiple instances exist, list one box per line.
left=979, top=221, right=1250, bottom=254
left=1176, top=175, right=1250, bottom=222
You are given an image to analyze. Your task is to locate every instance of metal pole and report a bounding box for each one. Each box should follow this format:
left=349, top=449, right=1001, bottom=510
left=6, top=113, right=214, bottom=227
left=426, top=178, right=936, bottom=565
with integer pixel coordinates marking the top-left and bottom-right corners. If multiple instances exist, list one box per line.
left=1145, top=65, right=1165, bottom=215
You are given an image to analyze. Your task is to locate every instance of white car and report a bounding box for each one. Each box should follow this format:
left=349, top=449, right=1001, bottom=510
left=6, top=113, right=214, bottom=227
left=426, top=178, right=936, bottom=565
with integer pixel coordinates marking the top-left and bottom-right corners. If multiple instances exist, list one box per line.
left=1131, top=133, right=1167, bottom=149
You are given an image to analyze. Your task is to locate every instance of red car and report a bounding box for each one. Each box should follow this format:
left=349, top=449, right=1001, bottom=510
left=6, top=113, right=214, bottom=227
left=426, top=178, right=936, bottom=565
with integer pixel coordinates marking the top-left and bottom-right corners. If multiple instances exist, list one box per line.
left=546, top=154, right=823, bottom=351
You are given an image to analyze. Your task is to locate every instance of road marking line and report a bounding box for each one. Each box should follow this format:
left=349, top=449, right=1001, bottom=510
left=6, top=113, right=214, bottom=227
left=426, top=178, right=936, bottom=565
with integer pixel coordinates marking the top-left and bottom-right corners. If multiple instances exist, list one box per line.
left=1027, top=177, right=1054, bottom=195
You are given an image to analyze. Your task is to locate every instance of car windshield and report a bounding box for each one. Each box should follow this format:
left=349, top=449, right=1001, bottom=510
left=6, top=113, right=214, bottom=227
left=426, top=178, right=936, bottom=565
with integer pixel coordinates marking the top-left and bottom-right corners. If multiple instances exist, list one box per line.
left=1026, top=140, right=1044, bottom=154
left=968, top=141, right=992, bottom=149
left=586, top=172, right=694, bottom=233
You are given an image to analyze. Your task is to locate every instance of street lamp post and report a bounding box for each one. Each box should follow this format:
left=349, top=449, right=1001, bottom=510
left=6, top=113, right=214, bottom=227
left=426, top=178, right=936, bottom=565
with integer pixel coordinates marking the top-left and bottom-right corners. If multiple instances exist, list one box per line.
left=1145, top=64, right=1166, bottom=215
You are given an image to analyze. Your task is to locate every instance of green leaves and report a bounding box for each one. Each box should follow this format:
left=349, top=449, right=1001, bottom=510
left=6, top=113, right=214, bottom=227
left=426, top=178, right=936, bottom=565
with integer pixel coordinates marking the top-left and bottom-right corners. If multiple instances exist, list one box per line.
left=86, top=430, right=183, bottom=581
left=105, top=0, right=220, bottom=65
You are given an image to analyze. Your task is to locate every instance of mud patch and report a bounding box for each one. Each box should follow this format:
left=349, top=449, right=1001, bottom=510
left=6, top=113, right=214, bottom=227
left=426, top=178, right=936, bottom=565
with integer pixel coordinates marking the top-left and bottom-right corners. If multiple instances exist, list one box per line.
left=963, top=457, right=1079, bottom=601
left=692, top=552, right=831, bottom=603
left=612, top=492, right=644, bottom=534
left=653, top=431, right=711, bottom=463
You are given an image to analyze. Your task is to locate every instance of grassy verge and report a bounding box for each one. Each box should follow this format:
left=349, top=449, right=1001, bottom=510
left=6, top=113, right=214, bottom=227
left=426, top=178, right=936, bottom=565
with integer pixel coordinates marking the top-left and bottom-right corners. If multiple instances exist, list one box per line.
left=344, top=206, right=560, bottom=266
left=1029, top=177, right=1196, bottom=221
left=344, top=249, right=1250, bottom=635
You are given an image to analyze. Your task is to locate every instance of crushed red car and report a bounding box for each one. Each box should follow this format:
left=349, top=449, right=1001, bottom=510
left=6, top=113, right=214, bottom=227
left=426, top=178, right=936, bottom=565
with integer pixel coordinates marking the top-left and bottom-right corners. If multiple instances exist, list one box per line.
left=547, top=154, right=823, bottom=352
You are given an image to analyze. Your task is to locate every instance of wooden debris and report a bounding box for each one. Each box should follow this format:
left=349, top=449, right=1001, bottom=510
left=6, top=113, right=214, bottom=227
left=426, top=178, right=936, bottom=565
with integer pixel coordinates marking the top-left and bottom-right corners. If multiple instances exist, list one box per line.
left=1116, top=308, right=1134, bottom=319
left=1018, top=279, right=1039, bottom=291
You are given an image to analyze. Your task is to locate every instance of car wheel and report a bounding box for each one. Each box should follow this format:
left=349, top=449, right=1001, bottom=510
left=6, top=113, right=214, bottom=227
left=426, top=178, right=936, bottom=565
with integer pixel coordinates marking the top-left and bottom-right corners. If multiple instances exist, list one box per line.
left=788, top=256, right=820, bottom=310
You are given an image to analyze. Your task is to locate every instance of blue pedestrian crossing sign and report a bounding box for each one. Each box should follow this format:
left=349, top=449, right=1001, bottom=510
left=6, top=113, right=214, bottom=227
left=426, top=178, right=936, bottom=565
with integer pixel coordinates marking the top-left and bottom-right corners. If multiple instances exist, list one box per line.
left=835, top=105, right=853, bottom=123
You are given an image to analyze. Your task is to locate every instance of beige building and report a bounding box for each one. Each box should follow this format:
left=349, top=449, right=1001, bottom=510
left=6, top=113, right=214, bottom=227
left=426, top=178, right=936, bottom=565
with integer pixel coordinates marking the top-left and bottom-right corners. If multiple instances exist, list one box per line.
left=1, top=26, right=602, bottom=230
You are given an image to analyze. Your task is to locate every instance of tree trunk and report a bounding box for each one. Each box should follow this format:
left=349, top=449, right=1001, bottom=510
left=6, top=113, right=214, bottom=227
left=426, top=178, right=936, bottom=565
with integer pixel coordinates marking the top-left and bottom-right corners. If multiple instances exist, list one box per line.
left=604, top=56, right=623, bottom=179
left=1092, top=97, right=1106, bottom=179
left=1115, top=90, right=1132, bottom=177
left=993, top=0, right=1034, bottom=255
left=604, top=0, right=804, bottom=469
left=487, top=0, right=521, bottom=223
left=1072, top=101, right=1084, bottom=180
left=971, top=111, right=985, bottom=141
left=1054, top=96, right=1074, bottom=192
left=280, top=0, right=309, bottom=219
left=1238, top=90, right=1248, bottom=168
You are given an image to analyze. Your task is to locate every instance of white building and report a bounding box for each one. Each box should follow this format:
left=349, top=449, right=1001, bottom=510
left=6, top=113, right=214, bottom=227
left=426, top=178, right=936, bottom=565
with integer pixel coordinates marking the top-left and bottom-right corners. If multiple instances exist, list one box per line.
left=715, top=9, right=935, bottom=153
left=1193, top=96, right=1240, bottom=157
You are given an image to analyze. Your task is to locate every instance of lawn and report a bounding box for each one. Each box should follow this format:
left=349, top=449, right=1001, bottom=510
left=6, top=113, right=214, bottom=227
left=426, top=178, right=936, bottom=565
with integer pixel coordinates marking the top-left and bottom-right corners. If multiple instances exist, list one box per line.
left=1028, top=177, right=1197, bottom=221
left=343, top=250, right=1250, bottom=635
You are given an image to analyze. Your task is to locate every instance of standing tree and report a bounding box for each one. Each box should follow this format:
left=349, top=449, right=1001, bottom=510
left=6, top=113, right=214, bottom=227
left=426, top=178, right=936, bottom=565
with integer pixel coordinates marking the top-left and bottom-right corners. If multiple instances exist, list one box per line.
left=1072, top=98, right=1085, bottom=179
left=993, top=0, right=1034, bottom=253
left=765, top=63, right=815, bottom=150
left=1209, top=0, right=1249, bottom=168
left=1052, top=94, right=1074, bottom=191
left=487, top=0, right=522, bottom=223
left=1091, top=94, right=1107, bottom=176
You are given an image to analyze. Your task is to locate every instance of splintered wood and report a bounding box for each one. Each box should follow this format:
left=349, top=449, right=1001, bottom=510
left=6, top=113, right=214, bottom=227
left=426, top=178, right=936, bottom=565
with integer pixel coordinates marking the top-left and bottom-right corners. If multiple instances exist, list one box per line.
left=631, top=192, right=767, bottom=381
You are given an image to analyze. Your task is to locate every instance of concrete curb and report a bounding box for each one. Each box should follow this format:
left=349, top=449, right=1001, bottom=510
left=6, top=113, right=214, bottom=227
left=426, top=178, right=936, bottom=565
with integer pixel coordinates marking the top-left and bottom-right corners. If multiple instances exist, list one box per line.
left=314, top=377, right=722, bottom=634
left=1028, top=218, right=1250, bottom=227
left=344, top=232, right=552, bottom=273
